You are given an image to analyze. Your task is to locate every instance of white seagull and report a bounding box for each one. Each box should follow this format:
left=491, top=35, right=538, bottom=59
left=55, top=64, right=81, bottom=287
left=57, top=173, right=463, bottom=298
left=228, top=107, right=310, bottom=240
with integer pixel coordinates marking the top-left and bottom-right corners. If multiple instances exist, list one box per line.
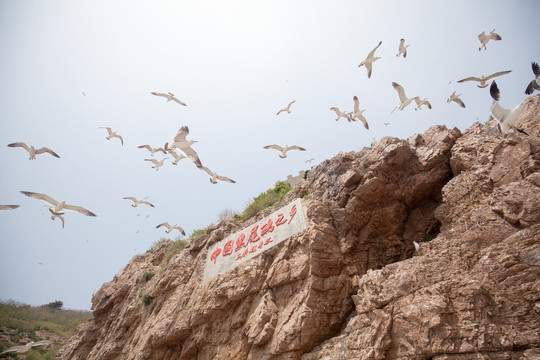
left=263, top=144, right=306, bottom=158
left=477, top=29, right=502, bottom=51
left=396, top=38, right=410, bottom=58
left=99, top=127, right=123, bottom=146
left=123, top=197, right=154, bottom=207
left=276, top=100, right=296, bottom=115
left=447, top=92, right=466, bottom=108
left=413, top=97, right=432, bottom=110
left=305, top=158, right=315, bottom=163
left=351, top=96, right=369, bottom=129
left=490, top=81, right=528, bottom=135
left=525, top=62, right=540, bottom=95
left=156, top=222, right=185, bottom=235
left=358, top=41, right=382, bottom=79
left=145, top=157, right=168, bottom=170
left=137, top=145, right=166, bottom=156
left=151, top=92, right=187, bottom=106
left=164, top=126, right=202, bottom=167
left=457, top=70, right=512, bottom=88
left=330, top=107, right=352, bottom=122
left=391, top=82, right=415, bottom=111
left=169, top=149, right=187, bottom=165
left=7, top=142, right=60, bottom=160
left=1, top=340, right=52, bottom=355
left=20, top=191, right=96, bottom=228
left=198, top=166, right=236, bottom=184
left=0, top=205, right=19, bottom=211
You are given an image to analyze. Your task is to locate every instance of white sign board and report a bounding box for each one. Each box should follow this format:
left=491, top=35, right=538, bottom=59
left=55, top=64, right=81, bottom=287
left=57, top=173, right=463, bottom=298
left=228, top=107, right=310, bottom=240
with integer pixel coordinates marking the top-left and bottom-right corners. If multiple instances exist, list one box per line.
left=203, top=198, right=307, bottom=282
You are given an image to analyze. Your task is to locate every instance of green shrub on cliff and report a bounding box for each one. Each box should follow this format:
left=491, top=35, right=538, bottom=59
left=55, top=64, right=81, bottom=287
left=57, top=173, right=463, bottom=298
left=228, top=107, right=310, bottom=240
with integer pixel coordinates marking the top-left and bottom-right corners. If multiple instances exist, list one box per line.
left=236, top=181, right=291, bottom=220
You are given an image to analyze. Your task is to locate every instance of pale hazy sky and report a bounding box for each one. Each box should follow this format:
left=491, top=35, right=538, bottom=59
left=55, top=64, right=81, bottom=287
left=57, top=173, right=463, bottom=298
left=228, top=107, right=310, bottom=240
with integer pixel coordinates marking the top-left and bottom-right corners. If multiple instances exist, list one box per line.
left=1, top=0, right=538, bottom=310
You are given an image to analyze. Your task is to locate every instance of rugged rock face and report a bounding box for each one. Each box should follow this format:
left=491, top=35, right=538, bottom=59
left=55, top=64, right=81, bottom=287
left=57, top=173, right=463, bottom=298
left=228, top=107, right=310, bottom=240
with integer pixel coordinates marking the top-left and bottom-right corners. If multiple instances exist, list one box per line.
left=58, top=95, right=540, bottom=359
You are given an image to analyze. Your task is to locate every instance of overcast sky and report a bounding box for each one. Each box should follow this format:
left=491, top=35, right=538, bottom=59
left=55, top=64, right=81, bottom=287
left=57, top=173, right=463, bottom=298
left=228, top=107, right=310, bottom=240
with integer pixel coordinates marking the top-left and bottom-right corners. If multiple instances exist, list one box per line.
left=1, top=0, right=538, bottom=310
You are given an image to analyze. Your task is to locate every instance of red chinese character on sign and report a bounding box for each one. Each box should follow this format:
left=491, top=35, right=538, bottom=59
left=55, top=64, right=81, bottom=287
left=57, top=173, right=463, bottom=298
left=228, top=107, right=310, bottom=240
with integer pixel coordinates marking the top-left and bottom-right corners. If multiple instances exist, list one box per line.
left=235, top=233, right=246, bottom=252
left=276, top=213, right=287, bottom=226
left=258, top=241, right=263, bottom=249
left=260, top=219, right=274, bottom=236
left=248, top=225, right=260, bottom=243
left=264, top=237, right=273, bottom=245
left=249, top=245, right=257, bottom=253
left=242, top=248, right=249, bottom=257
left=223, top=240, right=233, bottom=256
left=288, top=204, right=297, bottom=224
left=210, top=247, right=222, bottom=264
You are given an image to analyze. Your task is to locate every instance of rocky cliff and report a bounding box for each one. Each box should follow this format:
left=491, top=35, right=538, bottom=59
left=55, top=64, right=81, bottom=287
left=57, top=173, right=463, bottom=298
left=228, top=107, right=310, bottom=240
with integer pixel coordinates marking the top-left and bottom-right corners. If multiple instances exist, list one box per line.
left=58, top=95, right=540, bottom=360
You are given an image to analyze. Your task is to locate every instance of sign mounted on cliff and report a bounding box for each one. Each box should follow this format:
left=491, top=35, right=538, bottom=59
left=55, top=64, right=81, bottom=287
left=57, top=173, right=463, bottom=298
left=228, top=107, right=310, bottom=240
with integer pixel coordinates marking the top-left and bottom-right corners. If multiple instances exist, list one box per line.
left=203, top=198, right=307, bottom=282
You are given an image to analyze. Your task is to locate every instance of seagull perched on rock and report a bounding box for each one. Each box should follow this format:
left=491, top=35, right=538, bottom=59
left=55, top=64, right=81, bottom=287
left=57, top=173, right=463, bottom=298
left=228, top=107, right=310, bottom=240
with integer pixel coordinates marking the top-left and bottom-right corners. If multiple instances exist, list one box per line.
left=99, top=127, right=123, bottom=146
left=351, top=96, right=369, bottom=129
left=20, top=191, right=96, bottom=228
left=1, top=340, right=52, bottom=355
left=156, top=222, right=185, bottom=235
left=358, top=41, right=382, bottom=78
left=145, top=158, right=168, bottom=171
left=123, top=197, right=154, bottom=207
left=276, top=101, right=296, bottom=115
left=197, top=166, right=236, bottom=184
left=151, top=92, right=187, bottom=106
left=0, top=205, right=19, bottom=211
left=391, top=82, right=415, bottom=112
left=7, top=142, right=60, bottom=160
left=396, top=38, right=410, bottom=58
left=263, top=144, right=306, bottom=158
left=413, top=97, right=432, bottom=110
left=478, top=29, right=502, bottom=51
left=330, top=107, right=352, bottom=122
left=447, top=92, right=466, bottom=108
left=457, top=70, right=511, bottom=88
left=137, top=145, right=166, bottom=156
left=164, top=126, right=202, bottom=167
left=525, top=62, right=540, bottom=95
left=490, top=81, right=528, bottom=135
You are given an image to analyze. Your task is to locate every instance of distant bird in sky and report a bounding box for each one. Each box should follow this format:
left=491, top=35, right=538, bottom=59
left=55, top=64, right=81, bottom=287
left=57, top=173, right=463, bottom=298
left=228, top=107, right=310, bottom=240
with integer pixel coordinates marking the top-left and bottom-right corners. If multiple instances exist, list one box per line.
left=99, top=127, right=123, bottom=146
left=123, top=197, right=155, bottom=207
left=276, top=100, right=296, bottom=115
left=413, top=97, right=432, bottom=110
left=198, top=166, right=236, bottom=184
left=20, top=191, right=96, bottom=229
left=330, top=107, right=352, bottom=122
left=358, top=40, right=382, bottom=78
left=0, top=340, right=52, bottom=355
left=305, top=158, right=315, bottom=163
left=169, top=149, right=187, bottom=165
left=525, top=62, right=540, bottom=95
left=391, top=82, right=415, bottom=111
left=164, top=126, right=202, bottom=167
left=490, top=81, right=528, bottom=135
left=0, top=205, right=19, bottom=211
left=396, top=38, right=410, bottom=58
left=447, top=92, right=466, bottom=108
left=7, top=142, right=60, bottom=160
left=477, top=29, right=502, bottom=51
left=384, top=122, right=390, bottom=126
left=457, top=70, right=512, bottom=88
left=145, top=158, right=168, bottom=171
left=151, top=92, right=187, bottom=106
left=137, top=145, right=166, bottom=156
left=263, top=144, right=306, bottom=158
left=351, top=96, right=369, bottom=129
left=156, top=222, right=185, bottom=235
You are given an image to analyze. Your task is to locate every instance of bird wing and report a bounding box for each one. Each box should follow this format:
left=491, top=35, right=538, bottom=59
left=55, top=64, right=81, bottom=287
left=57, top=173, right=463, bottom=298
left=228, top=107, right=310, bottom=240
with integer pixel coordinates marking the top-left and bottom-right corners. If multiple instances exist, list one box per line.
left=216, top=174, right=236, bottom=183
left=7, top=142, right=30, bottom=152
left=399, top=38, right=405, bottom=49
left=477, top=32, right=487, bottom=43
left=178, top=147, right=202, bottom=167
left=330, top=107, right=341, bottom=116
left=457, top=76, right=481, bottom=83
left=123, top=196, right=137, bottom=203
left=489, top=32, right=502, bottom=41
left=426, top=100, right=432, bottom=109
left=151, top=92, right=168, bottom=98
left=287, top=100, right=296, bottom=109
left=484, top=70, right=512, bottom=81
left=198, top=165, right=214, bottom=177
left=63, top=204, right=96, bottom=216
left=454, top=97, right=466, bottom=108
left=156, top=222, right=171, bottom=229
left=173, top=225, right=186, bottom=235
left=264, top=144, right=284, bottom=152
left=145, top=159, right=159, bottom=164
left=117, top=135, right=123, bottom=146
left=392, top=82, right=408, bottom=103
left=525, top=81, right=537, bottom=95
left=365, top=62, right=373, bottom=78
left=353, top=96, right=360, bottom=113
left=367, top=40, right=382, bottom=58
left=413, top=97, right=422, bottom=105
left=141, top=201, right=154, bottom=207
left=100, top=127, right=113, bottom=135
left=20, top=191, right=59, bottom=206
left=356, top=114, right=369, bottom=130
left=489, top=81, right=501, bottom=101
left=35, top=147, right=60, bottom=158
left=32, top=340, right=52, bottom=347
left=171, top=97, right=187, bottom=106
left=491, top=101, right=510, bottom=124
left=0, top=205, right=19, bottom=211
left=276, top=108, right=286, bottom=115
left=532, top=62, right=540, bottom=77
left=173, top=126, right=190, bottom=143
left=138, top=145, right=152, bottom=151
left=287, top=145, right=306, bottom=151
left=155, top=147, right=166, bottom=154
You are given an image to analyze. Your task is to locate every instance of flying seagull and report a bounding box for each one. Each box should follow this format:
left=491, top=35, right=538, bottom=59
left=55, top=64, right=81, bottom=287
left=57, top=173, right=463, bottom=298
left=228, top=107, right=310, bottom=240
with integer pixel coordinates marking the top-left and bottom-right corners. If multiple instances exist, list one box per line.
left=1, top=340, right=52, bottom=355
left=145, top=158, right=168, bottom=170
left=137, top=145, right=166, bottom=156
left=99, top=127, right=123, bottom=146
left=305, top=158, right=315, bottom=163
left=478, top=29, right=501, bottom=51
left=396, top=38, right=410, bottom=58
left=263, top=144, right=306, bottom=158
left=391, top=82, right=415, bottom=111
left=490, top=81, right=528, bottom=135
left=276, top=101, right=296, bottom=115
left=330, top=107, right=352, bottom=122
left=151, top=92, right=187, bottom=106
left=20, top=191, right=96, bottom=228
left=358, top=41, right=382, bottom=78
left=0, top=205, right=19, bottom=211
left=123, top=197, right=155, bottom=207
left=169, top=149, right=187, bottom=165
left=447, top=92, right=466, bottom=108
left=156, top=222, right=185, bottom=235
left=198, top=166, right=236, bottom=184
left=7, top=142, right=60, bottom=160
left=525, top=62, right=540, bottom=95
left=164, top=126, right=202, bottom=167
left=457, top=70, right=511, bottom=88
left=413, top=97, right=432, bottom=110
left=351, top=96, right=369, bottom=129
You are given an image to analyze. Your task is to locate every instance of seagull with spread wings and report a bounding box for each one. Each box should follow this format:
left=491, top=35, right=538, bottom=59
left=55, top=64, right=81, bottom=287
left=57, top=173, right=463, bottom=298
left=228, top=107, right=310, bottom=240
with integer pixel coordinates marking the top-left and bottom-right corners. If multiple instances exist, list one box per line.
left=164, top=126, right=202, bottom=167
left=490, top=81, right=528, bottom=135
left=156, top=222, right=186, bottom=235
left=478, top=29, right=502, bottom=51
left=1, top=340, right=52, bottom=355
left=396, top=38, right=410, bottom=58
left=20, top=191, right=96, bottom=228
left=330, top=107, right=352, bottom=122
left=351, top=96, right=369, bottom=129
left=457, top=70, right=511, bottom=88
left=525, top=62, right=540, bottom=95
left=145, top=158, right=168, bottom=171
left=99, top=127, right=123, bottom=146
left=7, top=142, right=60, bottom=160
left=447, top=92, right=466, bottom=108
left=151, top=92, right=187, bottom=106
left=198, top=166, right=236, bottom=184
left=263, top=144, right=306, bottom=159
left=391, top=82, right=415, bottom=112
left=123, top=197, right=154, bottom=207
left=137, top=145, right=166, bottom=156
left=276, top=100, right=296, bottom=115
left=413, top=97, right=432, bottom=110
left=358, top=41, right=382, bottom=78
